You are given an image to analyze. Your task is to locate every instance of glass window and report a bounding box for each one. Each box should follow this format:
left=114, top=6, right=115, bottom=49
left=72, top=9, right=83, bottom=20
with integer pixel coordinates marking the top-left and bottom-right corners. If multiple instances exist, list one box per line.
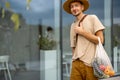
left=0, top=0, right=61, bottom=80
left=113, top=0, right=120, bottom=74
left=62, top=0, right=73, bottom=79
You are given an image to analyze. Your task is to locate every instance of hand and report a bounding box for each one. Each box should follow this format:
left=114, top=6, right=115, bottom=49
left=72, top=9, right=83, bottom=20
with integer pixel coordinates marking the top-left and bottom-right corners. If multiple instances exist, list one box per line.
left=74, top=23, right=84, bottom=35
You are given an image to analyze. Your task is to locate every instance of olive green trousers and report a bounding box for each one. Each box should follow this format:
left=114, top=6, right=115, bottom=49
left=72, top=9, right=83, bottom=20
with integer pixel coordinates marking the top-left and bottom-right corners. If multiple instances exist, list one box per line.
left=70, top=59, right=98, bottom=80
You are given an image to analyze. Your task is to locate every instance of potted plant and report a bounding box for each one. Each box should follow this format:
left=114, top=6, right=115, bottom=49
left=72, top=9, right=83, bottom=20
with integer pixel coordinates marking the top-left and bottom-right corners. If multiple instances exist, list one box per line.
left=38, top=36, right=57, bottom=80
left=113, top=36, right=120, bottom=47
left=38, top=36, right=56, bottom=50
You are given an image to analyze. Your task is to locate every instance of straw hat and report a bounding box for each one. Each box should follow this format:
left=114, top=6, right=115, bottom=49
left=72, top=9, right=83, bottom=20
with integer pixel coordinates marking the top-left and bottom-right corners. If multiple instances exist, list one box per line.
left=63, top=0, right=89, bottom=14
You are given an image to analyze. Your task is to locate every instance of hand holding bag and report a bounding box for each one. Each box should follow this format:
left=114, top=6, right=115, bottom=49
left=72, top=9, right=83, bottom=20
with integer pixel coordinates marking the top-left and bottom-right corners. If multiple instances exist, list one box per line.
left=92, top=37, right=115, bottom=79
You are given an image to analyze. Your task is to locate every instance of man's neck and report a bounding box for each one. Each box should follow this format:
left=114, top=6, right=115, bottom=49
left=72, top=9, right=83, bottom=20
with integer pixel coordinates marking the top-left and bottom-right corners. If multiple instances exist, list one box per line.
left=76, top=13, right=85, bottom=21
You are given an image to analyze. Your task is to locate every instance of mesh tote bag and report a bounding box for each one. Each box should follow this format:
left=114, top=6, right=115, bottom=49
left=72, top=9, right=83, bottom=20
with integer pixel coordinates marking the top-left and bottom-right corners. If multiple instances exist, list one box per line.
left=92, top=37, right=115, bottom=79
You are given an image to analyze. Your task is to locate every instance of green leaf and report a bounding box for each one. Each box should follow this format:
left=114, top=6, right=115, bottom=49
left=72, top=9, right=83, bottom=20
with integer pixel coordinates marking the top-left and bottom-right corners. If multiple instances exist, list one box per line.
left=27, top=0, right=32, bottom=3
left=2, top=9, right=5, bottom=18
left=5, top=2, right=10, bottom=8
left=26, top=0, right=32, bottom=10
left=14, top=20, right=20, bottom=31
left=11, top=13, right=20, bottom=31
left=38, top=37, right=56, bottom=50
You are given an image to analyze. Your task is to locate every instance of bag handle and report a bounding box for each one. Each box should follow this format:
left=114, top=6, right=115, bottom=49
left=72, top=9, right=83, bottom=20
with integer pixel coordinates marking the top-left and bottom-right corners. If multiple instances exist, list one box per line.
left=78, top=14, right=87, bottom=27
left=98, top=37, right=101, bottom=43
left=76, top=15, right=87, bottom=43
left=95, top=37, right=103, bottom=58
left=95, top=37, right=100, bottom=58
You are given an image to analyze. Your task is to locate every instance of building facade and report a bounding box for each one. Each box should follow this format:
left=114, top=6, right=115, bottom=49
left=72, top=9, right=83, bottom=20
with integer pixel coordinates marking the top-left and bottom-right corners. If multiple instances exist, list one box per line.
left=0, top=0, right=120, bottom=80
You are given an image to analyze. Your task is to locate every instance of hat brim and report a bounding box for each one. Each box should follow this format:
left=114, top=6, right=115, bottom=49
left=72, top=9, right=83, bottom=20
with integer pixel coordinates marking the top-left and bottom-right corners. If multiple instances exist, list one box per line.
left=63, top=0, right=89, bottom=14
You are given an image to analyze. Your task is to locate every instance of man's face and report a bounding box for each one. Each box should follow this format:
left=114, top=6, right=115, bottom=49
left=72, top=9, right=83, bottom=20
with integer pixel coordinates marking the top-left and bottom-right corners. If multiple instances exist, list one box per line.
left=70, top=2, right=84, bottom=16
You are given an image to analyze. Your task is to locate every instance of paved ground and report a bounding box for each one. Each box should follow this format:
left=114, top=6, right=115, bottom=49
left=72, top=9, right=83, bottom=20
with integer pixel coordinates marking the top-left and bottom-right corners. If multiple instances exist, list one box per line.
left=0, top=70, right=120, bottom=80
left=100, top=76, right=120, bottom=80
left=64, top=76, right=120, bottom=80
left=0, top=71, right=40, bottom=80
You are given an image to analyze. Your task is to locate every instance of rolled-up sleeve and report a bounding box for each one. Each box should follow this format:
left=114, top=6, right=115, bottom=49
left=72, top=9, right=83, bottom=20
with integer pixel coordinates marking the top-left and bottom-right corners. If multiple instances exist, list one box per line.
left=93, top=15, right=105, bottom=34
left=70, top=23, right=76, bottom=47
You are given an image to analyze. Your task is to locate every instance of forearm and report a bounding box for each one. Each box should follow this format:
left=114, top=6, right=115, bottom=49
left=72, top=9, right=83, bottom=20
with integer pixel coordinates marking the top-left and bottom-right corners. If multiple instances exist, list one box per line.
left=74, top=26, right=104, bottom=44
left=80, top=30, right=99, bottom=44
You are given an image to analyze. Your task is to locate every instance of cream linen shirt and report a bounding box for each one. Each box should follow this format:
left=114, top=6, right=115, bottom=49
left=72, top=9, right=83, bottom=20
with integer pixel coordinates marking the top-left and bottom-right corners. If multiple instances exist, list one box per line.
left=70, top=14, right=105, bottom=66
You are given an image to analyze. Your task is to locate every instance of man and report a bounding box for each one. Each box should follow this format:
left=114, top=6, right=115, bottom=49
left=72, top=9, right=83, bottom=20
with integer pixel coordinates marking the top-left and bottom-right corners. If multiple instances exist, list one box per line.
left=45, top=26, right=54, bottom=41
left=63, top=0, right=105, bottom=80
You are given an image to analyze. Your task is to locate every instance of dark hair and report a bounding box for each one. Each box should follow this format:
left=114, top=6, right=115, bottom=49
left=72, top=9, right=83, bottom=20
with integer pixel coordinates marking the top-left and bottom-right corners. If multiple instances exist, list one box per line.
left=47, top=26, right=53, bottom=31
left=79, top=1, right=83, bottom=5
